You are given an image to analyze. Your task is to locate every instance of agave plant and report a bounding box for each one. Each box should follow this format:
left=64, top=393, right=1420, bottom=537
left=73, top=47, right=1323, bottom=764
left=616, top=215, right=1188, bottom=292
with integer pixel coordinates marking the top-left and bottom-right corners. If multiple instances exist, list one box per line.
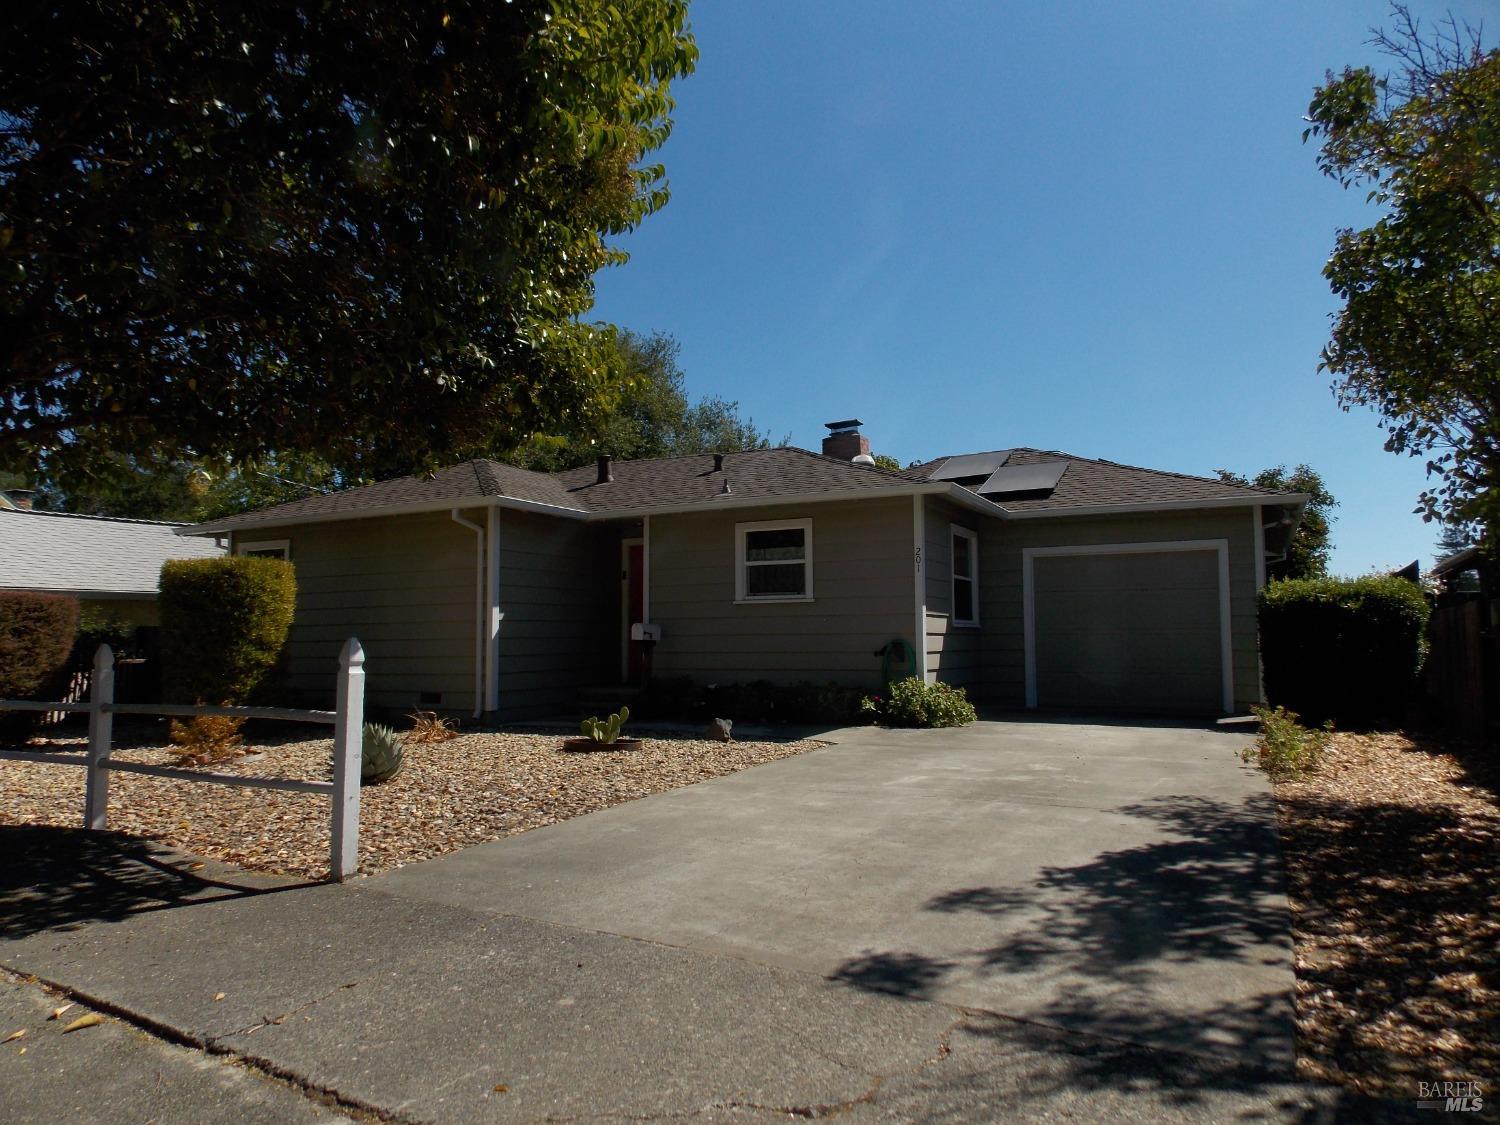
left=361, top=722, right=405, bottom=784
left=579, top=706, right=630, bottom=744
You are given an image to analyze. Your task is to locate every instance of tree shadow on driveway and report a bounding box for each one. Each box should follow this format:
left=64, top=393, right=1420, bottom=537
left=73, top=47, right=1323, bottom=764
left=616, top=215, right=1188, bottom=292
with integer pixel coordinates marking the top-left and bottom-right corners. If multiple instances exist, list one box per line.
left=937, top=794, right=1289, bottom=976
left=824, top=793, right=1378, bottom=1115
left=0, top=824, right=308, bottom=942
left=833, top=792, right=1287, bottom=999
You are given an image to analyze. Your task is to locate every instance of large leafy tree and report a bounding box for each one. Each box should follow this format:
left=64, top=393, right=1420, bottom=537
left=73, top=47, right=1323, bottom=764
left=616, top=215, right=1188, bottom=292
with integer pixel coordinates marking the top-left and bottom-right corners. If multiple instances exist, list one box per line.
left=23, top=449, right=339, bottom=521
left=1307, top=6, right=1499, bottom=541
left=508, top=330, right=779, bottom=470
left=1216, top=464, right=1337, bottom=581
left=0, top=0, right=696, bottom=479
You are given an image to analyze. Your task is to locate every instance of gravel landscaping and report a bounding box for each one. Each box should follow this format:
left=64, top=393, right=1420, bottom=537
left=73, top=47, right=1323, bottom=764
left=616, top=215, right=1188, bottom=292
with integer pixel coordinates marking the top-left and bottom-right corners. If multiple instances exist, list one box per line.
left=1272, top=729, right=1500, bottom=1099
left=0, top=725, right=825, bottom=880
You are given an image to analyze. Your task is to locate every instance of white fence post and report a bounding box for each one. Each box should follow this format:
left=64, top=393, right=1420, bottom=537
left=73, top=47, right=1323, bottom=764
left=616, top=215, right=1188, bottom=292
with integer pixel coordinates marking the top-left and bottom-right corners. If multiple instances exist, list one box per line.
left=330, top=638, right=365, bottom=881
left=84, top=644, right=115, bottom=830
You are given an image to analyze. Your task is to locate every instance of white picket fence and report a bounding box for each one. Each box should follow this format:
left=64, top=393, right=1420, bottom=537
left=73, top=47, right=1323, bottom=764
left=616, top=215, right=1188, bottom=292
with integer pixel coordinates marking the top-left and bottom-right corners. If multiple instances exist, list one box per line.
left=0, top=638, right=366, bottom=881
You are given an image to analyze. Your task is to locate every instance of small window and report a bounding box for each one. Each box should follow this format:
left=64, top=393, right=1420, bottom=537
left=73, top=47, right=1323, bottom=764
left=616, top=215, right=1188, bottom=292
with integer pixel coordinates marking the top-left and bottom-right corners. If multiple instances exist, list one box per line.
left=237, top=539, right=291, bottom=560
left=951, top=526, right=978, bottom=625
left=736, top=519, right=813, bottom=602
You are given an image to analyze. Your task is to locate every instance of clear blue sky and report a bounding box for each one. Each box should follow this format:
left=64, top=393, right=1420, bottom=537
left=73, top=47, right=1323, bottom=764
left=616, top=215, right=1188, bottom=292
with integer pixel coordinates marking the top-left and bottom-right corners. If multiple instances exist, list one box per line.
left=591, top=1, right=1490, bottom=576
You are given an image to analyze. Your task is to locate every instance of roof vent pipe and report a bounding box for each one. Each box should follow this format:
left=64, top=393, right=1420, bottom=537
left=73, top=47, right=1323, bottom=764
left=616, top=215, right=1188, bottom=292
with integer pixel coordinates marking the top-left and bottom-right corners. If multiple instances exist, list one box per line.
left=713, top=453, right=724, bottom=472
left=720, top=477, right=732, bottom=495
left=597, top=455, right=613, bottom=484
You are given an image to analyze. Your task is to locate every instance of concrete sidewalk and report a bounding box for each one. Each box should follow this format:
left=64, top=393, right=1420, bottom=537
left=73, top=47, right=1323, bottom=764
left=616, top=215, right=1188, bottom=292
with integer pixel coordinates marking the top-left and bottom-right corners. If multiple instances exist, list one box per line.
left=0, top=970, right=341, bottom=1123
left=0, top=722, right=1399, bottom=1121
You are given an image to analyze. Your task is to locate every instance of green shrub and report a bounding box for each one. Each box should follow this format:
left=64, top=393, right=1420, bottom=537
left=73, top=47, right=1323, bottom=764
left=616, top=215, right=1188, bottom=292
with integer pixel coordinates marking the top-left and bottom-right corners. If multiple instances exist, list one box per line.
left=863, top=677, right=977, bottom=728
left=0, top=591, right=80, bottom=698
left=1259, top=575, right=1429, bottom=727
left=0, top=591, right=80, bottom=741
left=159, top=556, right=296, bottom=705
left=75, top=605, right=141, bottom=660
left=1244, top=704, right=1332, bottom=778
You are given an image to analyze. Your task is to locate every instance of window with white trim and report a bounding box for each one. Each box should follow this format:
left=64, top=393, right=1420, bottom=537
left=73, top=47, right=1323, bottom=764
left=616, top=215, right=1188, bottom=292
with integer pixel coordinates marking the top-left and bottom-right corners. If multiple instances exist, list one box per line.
left=236, top=539, right=291, bottom=560
left=951, top=525, right=978, bottom=625
left=735, top=519, right=813, bottom=602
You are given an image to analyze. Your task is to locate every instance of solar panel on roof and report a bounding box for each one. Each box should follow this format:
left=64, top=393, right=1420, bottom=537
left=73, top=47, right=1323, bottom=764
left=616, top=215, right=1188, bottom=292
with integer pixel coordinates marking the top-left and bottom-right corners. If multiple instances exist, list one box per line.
left=977, top=461, right=1068, bottom=496
left=929, top=451, right=1012, bottom=481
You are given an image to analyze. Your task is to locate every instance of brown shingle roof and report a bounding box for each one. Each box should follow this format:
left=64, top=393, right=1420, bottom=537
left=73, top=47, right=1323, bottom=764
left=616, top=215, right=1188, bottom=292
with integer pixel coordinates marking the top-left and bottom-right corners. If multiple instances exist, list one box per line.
left=552, top=447, right=915, bottom=513
left=190, top=460, right=583, bottom=534
left=989, top=448, right=1289, bottom=513
left=905, top=448, right=1290, bottom=512
left=187, top=444, right=1297, bottom=535
left=188, top=448, right=916, bottom=533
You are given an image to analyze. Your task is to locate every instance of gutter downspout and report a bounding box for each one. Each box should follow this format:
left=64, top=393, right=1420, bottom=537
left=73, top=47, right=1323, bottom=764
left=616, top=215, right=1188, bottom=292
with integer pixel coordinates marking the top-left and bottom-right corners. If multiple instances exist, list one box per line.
left=451, top=509, right=486, bottom=719
left=913, top=496, right=928, bottom=682
left=1253, top=504, right=1267, bottom=704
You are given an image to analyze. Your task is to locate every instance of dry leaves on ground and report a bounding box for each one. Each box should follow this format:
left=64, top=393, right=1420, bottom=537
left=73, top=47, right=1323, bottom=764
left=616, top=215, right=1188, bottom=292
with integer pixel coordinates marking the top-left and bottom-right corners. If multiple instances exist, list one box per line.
left=1, top=726, right=824, bottom=880
left=1273, top=729, right=1500, bottom=1099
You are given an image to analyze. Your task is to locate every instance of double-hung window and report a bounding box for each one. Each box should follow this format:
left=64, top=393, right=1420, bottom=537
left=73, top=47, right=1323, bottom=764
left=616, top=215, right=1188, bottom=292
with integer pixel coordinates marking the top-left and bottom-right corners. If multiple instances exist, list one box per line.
left=736, top=519, right=813, bottom=602
left=951, top=525, right=978, bottom=625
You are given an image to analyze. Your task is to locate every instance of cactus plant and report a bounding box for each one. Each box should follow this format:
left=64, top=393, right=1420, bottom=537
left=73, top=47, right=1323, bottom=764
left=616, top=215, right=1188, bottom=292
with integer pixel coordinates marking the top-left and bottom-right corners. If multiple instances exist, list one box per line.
left=361, top=722, right=405, bottom=784
left=579, top=706, right=630, bottom=744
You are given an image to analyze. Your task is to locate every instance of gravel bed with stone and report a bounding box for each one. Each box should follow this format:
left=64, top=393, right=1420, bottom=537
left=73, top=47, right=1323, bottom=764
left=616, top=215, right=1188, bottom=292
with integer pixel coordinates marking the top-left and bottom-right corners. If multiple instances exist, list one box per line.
left=0, top=725, right=825, bottom=881
left=1272, top=729, right=1500, bottom=1100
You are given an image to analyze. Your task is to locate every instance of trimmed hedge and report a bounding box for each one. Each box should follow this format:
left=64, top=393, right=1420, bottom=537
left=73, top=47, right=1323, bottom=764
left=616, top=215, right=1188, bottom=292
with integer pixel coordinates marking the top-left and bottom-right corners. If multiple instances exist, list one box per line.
left=0, top=591, right=80, bottom=697
left=0, top=591, right=80, bottom=740
left=159, top=556, right=296, bottom=705
left=1259, top=575, right=1429, bottom=726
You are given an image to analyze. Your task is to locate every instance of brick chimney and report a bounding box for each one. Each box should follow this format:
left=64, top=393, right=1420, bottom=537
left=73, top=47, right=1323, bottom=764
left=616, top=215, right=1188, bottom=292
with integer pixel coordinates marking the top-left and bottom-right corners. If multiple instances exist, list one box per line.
left=4, top=488, right=36, bottom=510
left=821, top=419, right=869, bottom=461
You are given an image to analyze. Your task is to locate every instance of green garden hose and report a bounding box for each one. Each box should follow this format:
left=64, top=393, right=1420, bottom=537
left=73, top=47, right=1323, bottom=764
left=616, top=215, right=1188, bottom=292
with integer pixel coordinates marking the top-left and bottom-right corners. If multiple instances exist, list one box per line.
left=878, top=638, right=917, bottom=685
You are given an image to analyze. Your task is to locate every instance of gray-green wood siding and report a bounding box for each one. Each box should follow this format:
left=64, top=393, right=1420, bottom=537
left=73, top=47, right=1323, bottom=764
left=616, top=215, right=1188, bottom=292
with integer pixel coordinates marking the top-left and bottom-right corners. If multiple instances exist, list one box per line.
left=923, top=496, right=982, bottom=689
left=234, top=512, right=480, bottom=714
left=233, top=509, right=615, bottom=717
left=976, top=507, right=1262, bottom=711
left=649, top=498, right=914, bottom=688
left=495, top=509, right=615, bottom=717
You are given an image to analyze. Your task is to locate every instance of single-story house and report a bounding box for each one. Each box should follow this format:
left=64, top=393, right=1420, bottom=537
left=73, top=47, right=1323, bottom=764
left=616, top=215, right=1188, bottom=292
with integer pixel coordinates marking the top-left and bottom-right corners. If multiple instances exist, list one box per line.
left=1, top=508, right=225, bottom=626
left=183, top=422, right=1305, bottom=718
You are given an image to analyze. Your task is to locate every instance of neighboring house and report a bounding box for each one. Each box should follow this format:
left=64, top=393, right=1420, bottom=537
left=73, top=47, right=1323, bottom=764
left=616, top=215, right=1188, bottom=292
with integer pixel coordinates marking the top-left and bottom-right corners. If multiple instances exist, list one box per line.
left=184, top=422, right=1306, bottom=719
left=0, top=508, right=225, bottom=626
left=0, top=488, right=38, bottom=511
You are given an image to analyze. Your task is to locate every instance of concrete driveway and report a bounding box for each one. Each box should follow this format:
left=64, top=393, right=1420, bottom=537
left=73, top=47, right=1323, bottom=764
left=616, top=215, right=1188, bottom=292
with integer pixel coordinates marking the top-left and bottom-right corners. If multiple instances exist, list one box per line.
left=4, top=717, right=1328, bottom=1121
left=376, top=716, right=1295, bottom=1071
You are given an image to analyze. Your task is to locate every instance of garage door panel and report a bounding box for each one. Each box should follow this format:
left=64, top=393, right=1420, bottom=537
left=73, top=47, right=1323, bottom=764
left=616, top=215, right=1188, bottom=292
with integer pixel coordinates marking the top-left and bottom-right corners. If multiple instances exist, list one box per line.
left=1033, top=554, right=1219, bottom=595
left=1035, top=587, right=1218, bottom=622
left=1032, top=549, right=1224, bottom=714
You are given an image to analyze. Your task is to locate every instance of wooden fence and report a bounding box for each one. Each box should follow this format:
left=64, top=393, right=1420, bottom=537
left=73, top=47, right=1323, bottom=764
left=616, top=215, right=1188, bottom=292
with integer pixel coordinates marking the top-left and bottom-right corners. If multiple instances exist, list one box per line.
left=1427, top=597, right=1500, bottom=742
left=0, top=638, right=366, bottom=881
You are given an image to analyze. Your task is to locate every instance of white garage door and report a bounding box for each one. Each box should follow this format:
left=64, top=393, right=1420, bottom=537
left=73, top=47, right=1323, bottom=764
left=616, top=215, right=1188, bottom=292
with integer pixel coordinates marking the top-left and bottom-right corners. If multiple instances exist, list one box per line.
left=1024, top=543, right=1230, bottom=714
